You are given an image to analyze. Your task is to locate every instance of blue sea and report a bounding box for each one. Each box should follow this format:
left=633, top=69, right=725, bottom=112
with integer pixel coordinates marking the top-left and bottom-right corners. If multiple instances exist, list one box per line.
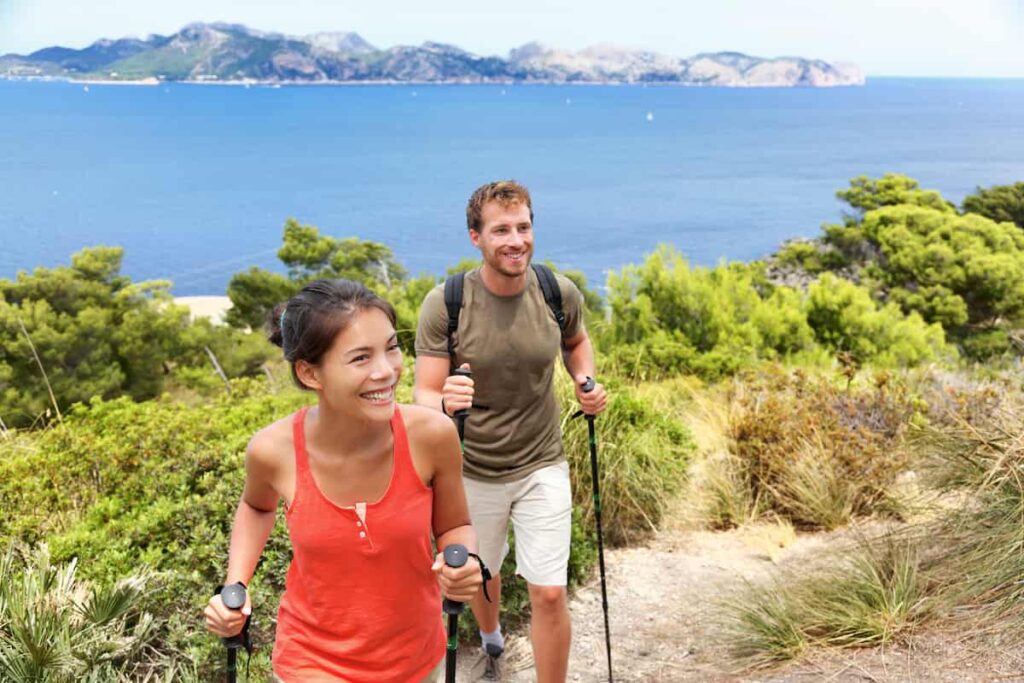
left=2, top=78, right=1023, bottom=295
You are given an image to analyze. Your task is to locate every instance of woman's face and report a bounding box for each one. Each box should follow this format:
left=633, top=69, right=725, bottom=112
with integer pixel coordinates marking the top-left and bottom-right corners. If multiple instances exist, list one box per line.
left=305, top=307, right=403, bottom=421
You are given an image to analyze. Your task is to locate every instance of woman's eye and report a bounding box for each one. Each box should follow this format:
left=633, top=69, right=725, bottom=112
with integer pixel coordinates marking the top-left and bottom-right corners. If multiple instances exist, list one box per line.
left=351, top=355, right=369, bottom=363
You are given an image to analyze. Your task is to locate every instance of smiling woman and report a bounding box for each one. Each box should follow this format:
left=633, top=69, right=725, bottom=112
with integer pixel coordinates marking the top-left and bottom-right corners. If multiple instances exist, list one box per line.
left=202, top=278, right=486, bottom=683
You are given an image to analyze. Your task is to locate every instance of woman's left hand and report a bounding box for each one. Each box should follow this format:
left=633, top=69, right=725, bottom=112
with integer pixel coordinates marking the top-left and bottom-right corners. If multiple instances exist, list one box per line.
left=431, top=552, right=483, bottom=603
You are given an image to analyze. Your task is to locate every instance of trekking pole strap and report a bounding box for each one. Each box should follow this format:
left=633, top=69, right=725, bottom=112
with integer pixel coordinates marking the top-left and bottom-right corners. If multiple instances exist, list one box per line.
left=466, top=552, right=493, bottom=602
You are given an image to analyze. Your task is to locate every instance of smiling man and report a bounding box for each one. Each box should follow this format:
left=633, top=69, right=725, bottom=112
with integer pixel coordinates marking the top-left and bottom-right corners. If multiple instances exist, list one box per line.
left=414, top=180, right=608, bottom=682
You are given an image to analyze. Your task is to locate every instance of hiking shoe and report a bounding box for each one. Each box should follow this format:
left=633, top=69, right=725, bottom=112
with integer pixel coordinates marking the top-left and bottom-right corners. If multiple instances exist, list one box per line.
left=470, top=644, right=504, bottom=681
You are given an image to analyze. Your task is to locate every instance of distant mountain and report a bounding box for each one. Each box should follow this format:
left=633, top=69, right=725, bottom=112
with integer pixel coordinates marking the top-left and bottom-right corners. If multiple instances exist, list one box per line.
left=0, top=23, right=865, bottom=86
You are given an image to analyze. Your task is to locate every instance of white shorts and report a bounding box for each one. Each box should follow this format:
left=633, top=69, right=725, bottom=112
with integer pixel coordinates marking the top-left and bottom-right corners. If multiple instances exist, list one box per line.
left=463, top=461, right=572, bottom=587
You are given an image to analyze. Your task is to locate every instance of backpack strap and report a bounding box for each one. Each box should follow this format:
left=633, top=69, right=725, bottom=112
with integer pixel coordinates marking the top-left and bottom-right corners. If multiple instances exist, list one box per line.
left=444, top=266, right=566, bottom=372
left=532, top=263, right=567, bottom=335
left=443, top=272, right=466, bottom=373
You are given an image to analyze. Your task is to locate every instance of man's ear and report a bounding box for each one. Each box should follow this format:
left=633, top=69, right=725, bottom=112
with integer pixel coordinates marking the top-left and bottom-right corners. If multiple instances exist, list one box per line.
left=295, top=360, right=322, bottom=391
left=468, top=228, right=482, bottom=248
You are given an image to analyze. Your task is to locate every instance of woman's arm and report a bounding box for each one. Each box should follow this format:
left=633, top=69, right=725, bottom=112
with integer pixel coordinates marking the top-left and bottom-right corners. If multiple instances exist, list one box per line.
left=204, top=428, right=282, bottom=636
left=409, top=406, right=483, bottom=603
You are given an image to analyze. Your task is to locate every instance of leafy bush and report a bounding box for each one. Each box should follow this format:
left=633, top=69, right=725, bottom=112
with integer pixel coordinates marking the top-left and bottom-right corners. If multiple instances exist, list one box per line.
left=0, top=363, right=692, bottom=675
left=0, top=247, right=279, bottom=428
left=962, top=181, right=1024, bottom=229
left=601, top=245, right=948, bottom=381
left=804, top=274, right=949, bottom=367
left=225, top=218, right=428, bottom=352
left=0, top=248, right=191, bottom=428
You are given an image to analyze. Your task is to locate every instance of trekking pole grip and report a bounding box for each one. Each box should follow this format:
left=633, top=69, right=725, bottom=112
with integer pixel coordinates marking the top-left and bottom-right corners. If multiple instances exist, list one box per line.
left=452, top=368, right=472, bottom=441
left=442, top=544, right=468, bottom=683
left=219, top=582, right=248, bottom=683
left=441, top=544, right=468, bottom=615
left=452, top=368, right=472, bottom=417
left=572, top=376, right=597, bottom=420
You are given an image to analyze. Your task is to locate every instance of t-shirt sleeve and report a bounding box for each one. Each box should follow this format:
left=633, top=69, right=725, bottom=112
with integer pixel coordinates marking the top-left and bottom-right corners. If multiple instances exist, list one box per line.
left=414, top=284, right=451, bottom=358
left=556, top=274, right=585, bottom=339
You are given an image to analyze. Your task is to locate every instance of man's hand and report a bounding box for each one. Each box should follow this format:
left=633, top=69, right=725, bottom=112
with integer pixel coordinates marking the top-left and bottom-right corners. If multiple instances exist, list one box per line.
left=574, top=374, right=607, bottom=416
left=431, top=551, right=483, bottom=603
left=442, top=363, right=474, bottom=416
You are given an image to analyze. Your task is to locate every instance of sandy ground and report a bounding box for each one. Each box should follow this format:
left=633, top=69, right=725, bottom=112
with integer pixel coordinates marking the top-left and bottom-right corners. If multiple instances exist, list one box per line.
left=455, top=516, right=1024, bottom=682
left=174, top=295, right=233, bottom=326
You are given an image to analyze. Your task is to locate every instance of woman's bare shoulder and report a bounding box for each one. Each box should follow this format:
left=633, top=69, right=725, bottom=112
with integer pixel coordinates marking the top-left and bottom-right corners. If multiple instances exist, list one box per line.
left=399, top=404, right=457, bottom=447
left=246, top=412, right=298, bottom=471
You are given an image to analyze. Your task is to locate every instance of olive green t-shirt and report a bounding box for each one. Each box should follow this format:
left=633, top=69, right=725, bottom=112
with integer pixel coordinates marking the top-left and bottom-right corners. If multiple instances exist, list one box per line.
left=415, top=267, right=584, bottom=482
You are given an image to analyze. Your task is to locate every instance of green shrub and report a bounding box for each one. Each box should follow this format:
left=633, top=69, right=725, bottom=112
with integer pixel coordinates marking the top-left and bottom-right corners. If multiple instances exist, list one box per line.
left=962, top=181, right=1024, bottom=229
left=804, top=274, right=950, bottom=367
left=1, top=367, right=691, bottom=674
left=601, top=245, right=948, bottom=382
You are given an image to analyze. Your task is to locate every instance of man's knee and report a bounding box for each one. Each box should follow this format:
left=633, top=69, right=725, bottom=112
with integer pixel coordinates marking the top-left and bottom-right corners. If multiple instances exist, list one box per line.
left=528, top=585, right=567, bottom=613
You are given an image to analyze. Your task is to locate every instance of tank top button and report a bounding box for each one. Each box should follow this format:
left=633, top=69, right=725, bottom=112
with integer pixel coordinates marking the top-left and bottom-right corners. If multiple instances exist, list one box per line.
left=359, top=531, right=366, bottom=538
left=356, top=521, right=362, bottom=527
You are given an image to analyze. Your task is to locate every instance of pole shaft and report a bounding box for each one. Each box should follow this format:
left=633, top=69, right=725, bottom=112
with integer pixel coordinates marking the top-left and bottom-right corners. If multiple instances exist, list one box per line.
left=445, top=605, right=460, bottom=682
left=587, top=415, right=613, bottom=681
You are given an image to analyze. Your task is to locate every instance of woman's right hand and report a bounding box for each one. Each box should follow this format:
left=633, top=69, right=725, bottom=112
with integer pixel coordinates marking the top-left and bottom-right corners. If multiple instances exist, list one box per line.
left=204, top=591, right=252, bottom=638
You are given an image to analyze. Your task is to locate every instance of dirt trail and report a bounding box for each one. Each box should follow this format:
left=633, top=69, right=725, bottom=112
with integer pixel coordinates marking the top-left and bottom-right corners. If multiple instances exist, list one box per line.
left=457, top=518, right=1024, bottom=682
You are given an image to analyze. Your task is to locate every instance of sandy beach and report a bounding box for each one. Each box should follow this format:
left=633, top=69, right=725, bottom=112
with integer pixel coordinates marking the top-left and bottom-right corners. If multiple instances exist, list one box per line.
left=174, top=295, right=232, bottom=325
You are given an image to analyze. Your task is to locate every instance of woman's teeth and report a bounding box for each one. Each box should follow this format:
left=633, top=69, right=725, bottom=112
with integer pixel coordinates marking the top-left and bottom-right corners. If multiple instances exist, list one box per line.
left=362, top=389, right=392, bottom=401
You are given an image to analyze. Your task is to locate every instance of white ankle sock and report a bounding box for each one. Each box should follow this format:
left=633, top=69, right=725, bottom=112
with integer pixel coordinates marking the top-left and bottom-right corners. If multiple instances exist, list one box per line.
left=480, top=625, right=504, bottom=654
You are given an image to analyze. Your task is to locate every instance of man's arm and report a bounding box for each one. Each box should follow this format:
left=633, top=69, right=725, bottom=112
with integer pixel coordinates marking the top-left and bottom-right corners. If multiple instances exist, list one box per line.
left=562, top=328, right=608, bottom=416
left=414, top=355, right=449, bottom=412
left=414, top=355, right=475, bottom=416
left=562, top=328, right=595, bottom=381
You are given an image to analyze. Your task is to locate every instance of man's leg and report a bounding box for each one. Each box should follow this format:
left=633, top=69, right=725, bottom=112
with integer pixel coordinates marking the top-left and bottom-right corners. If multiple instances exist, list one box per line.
left=526, top=583, right=570, bottom=683
left=509, top=462, right=573, bottom=683
left=470, top=570, right=501, bottom=633
left=462, top=475, right=511, bottom=666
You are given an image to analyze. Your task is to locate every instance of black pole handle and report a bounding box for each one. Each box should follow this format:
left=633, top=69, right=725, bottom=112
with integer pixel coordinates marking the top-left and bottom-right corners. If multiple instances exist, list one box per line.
left=452, top=368, right=472, bottom=442
left=572, top=376, right=596, bottom=419
left=219, top=582, right=248, bottom=683
left=442, top=544, right=469, bottom=683
left=221, top=582, right=248, bottom=647
left=441, top=544, right=468, bottom=615
left=452, top=368, right=472, bottom=417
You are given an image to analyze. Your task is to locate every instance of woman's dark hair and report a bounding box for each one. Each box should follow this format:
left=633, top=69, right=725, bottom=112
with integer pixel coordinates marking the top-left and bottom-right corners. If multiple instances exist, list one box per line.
left=267, top=279, right=397, bottom=390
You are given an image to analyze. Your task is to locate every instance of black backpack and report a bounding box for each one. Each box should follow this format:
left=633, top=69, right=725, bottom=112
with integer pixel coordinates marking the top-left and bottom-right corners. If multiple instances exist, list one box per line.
left=443, top=263, right=566, bottom=372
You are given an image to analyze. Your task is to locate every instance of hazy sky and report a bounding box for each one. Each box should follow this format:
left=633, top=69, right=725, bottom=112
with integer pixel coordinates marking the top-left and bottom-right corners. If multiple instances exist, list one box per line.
left=2, top=0, right=1023, bottom=77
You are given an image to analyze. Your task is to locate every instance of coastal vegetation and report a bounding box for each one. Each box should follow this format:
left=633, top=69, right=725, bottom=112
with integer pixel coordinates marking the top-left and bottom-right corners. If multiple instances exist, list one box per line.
left=2, top=173, right=1024, bottom=677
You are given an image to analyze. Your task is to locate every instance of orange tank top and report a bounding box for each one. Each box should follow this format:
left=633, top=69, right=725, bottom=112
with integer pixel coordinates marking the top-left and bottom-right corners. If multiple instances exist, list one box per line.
left=272, top=406, right=445, bottom=682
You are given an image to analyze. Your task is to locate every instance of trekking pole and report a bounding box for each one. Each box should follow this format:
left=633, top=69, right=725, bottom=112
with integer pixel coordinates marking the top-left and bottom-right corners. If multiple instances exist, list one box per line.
left=442, top=544, right=469, bottom=683
left=574, top=377, right=613, bottom=682
left=452, top=367, right=472, bottom=445
left=219, top=582, right=250, bottom=683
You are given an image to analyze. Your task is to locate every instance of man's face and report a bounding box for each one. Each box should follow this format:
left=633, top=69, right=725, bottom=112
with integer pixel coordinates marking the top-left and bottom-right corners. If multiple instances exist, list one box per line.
left=470, top=200, right=534, bottom=278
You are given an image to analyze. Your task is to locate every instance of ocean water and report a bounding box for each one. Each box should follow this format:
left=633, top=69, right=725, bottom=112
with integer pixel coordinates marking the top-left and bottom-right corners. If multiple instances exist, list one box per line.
left=1, top=78, right=1023, bottom=295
